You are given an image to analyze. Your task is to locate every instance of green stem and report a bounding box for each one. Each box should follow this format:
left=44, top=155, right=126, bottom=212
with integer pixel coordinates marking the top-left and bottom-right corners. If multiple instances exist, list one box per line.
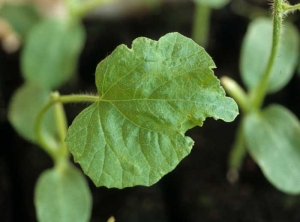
left=221, top=76, right=249, bottom=113
left=227, top=0, right=289, bottom=183
left=35, top=93, right=98, bottom=160
left=282, top=3, right=300, bottom=13
left=250, top=0, right=283, bottom=109
left=227, top=118, right=246, bottom=183
left=35, top=99, right=59, bottom=160
left=55, top=94, right=99, bottom=104
left=192, top=2, right=211, bottom=47
left=53, top=92, right=69, bottom=164
left=72, top=0, right=114, bottom=19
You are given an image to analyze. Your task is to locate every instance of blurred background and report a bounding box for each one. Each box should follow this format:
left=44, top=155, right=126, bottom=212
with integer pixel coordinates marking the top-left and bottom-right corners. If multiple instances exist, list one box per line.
left=1, top=0, right=300, bottom=221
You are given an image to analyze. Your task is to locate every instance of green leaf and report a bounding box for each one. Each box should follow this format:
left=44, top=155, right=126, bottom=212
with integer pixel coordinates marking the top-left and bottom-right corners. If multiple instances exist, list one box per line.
left=244, top=105, right=300, bottom=194
left=21, top=19, right=85, bottom=89
left=0, top=3, right=40, bottom=38
left=193, top=0, right=230, bottom=9
left=8, top=83, right=57, bottom=146
left=240, top=18, right=299, bottom=93
left=66, top=32, right=238, bottom=188
left=35, top=164, right=92, bottom=222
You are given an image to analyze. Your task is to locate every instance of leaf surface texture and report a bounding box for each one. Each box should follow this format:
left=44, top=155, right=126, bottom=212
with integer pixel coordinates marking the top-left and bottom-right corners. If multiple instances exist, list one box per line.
left=35, top=164, right=92, bottom=222
left=66, top=33, right=238, bottom=188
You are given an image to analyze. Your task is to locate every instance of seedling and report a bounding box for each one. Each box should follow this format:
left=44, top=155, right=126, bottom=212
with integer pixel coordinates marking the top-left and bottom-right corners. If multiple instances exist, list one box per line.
left=222, top=0, right=300, bottom=194
left=3, top=0, right=300, bottom=221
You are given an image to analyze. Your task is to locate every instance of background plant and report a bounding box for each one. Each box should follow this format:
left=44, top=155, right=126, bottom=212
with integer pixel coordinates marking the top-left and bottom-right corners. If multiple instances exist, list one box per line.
left=192, top=0, right=300, bottom=194
left=220, top=0, right=300, bottom=195
left=192, top=0, right=231, bottom=47
left=1, top=0, right=122, bottom=221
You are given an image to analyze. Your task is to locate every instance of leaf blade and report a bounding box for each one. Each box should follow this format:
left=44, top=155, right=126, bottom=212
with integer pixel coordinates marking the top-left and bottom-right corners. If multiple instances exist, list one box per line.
left=8, top=83, right=57, bottom=145
left=66, top=32, right=238, bottom=188
left=244, top=105, right=300, bottom=194
left=21, top=19, right=85, bottom=89
left=34, top=164, right=92, bottom=222
left=67, top=102, right=195, bottom=188
left=0, top=3, right=40, bottom=38
left=240, top=18, right=299, bottom=93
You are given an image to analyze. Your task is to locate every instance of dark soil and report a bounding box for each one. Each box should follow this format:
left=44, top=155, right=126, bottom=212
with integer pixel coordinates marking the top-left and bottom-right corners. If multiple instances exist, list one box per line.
left=1, top=1, right=300, bottom=222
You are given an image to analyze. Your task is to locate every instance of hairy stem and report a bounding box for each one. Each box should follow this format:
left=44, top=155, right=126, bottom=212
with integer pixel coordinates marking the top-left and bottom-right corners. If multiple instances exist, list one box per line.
left=282, top=3, right=300, bottom=13
left=250, top=0, right=283, bottom=109
left=55, top=94, right=99, bottom=104
left=192, top=2, right=211, bottom=47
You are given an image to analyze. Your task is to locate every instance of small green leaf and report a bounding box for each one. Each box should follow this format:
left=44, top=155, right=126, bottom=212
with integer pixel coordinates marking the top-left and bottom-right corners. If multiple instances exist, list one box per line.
left=244, top=105, right=300, bottom=194
left=8, top=83, right=57, bottom=145
left=35, top=164, right=92, bottom=222
left=240, top=18, right=299, bottom=93
left=21, top=19, right=85, bottom=89
left=66, top=32, right=238, bottom=188
left=193, top=0, right=230, bottom=9
left=0, top=3, right=40, bottom=38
